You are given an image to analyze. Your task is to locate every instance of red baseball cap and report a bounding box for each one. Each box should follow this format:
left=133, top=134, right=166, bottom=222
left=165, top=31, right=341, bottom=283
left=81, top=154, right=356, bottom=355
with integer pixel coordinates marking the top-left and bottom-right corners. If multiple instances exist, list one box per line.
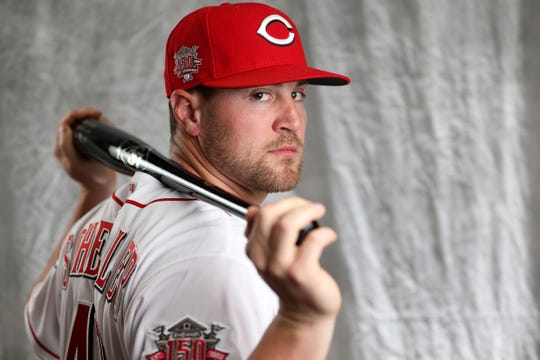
left=164, top=2, right=350, bottom=96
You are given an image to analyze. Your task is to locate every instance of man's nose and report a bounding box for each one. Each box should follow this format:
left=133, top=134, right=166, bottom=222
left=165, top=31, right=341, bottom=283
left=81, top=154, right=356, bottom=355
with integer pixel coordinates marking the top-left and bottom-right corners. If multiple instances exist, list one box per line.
left=273, top=98, right=304, bottom=133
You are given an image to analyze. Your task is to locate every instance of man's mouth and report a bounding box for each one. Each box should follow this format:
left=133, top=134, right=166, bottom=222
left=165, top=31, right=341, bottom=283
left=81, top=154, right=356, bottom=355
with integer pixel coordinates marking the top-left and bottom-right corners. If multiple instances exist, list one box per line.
left=268, top=145, right=298, bottom=156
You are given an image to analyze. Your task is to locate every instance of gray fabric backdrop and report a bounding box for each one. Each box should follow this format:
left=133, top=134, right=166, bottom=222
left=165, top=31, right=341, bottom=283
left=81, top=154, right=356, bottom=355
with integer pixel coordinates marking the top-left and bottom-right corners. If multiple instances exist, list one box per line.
left=1, top=0, right=539, bottom=358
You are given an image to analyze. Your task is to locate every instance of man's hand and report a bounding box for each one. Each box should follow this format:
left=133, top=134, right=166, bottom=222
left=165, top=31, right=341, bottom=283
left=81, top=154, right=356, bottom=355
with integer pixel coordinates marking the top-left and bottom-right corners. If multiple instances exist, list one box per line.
left=54, top=107, right=116, bottom=196
left=245, top=197, right=341, bottom=359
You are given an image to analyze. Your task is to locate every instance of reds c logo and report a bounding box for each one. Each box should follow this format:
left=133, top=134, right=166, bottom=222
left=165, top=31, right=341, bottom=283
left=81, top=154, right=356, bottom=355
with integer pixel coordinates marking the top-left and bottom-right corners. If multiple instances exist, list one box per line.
left=257, top=14, right=295, bottom=46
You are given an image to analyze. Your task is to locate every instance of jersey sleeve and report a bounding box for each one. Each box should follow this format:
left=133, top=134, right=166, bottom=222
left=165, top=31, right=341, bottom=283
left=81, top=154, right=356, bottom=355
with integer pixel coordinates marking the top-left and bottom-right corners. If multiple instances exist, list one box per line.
left=24, top=265, right=62, bottom=359
left=123, top=254, right=278, bottom=360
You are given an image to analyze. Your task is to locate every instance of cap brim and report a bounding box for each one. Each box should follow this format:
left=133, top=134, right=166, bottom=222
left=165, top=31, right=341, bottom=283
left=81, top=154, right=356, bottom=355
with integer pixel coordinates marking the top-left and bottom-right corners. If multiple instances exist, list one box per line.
left=202, top=64, right=350, bottom=88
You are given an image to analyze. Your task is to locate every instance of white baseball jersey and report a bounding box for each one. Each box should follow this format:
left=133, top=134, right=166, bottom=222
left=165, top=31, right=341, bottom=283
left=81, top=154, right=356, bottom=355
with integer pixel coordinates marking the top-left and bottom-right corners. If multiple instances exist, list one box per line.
left=25, top=172, right=279, bottom=359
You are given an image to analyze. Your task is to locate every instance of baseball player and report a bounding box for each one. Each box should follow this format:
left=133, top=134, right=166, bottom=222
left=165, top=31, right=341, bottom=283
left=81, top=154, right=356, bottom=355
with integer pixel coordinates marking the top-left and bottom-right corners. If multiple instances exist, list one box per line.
left=25, top=3, right=350, bottom=359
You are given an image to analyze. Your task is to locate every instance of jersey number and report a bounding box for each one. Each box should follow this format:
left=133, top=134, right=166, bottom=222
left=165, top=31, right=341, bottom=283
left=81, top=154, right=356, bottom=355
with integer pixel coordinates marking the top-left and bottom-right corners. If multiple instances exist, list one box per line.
left=65, top=303, right=103, bottom=360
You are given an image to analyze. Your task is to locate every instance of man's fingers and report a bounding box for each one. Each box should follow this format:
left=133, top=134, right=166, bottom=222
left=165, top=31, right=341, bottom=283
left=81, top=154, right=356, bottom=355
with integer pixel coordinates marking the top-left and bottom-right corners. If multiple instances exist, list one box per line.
left=59, top=107, right=102, bottom=127
left=52, top=107, right=117, bottom=191
left=267, top=201, right=325, bottom=264
left=55, top=107, right=102, bottom=157
left=245, top=198, right=315, bottom=266
left=246, top=199, right=327, bottom=282
left=290, top=227, right=337, bottom=279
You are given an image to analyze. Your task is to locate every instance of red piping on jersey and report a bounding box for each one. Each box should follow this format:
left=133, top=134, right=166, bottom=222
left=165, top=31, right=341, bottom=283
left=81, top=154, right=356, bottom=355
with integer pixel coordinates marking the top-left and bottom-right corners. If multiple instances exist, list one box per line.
left=111, top=190, right=199, bottom=209
left=125, top=197, right=199, bottom=208
left=111, top=191, right=237, bottom=217
left=111, top=191, right=124, bottom=206
left=25, top=305, right=60, bottom=359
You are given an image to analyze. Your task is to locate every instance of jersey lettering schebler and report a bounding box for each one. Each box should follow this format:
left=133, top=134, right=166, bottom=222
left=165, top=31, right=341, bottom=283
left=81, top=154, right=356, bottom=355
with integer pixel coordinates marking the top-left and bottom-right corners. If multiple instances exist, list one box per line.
left=62, top=220, right=136, bottom=310
left=68, top=220, right=113, bottom=280
left=25, top=172, right=278, bottom=359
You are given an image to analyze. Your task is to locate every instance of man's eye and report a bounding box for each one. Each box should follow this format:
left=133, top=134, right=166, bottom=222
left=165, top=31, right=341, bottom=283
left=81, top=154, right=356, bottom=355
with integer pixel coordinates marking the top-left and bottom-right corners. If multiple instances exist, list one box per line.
left=292, top=91, right=306, bottom=101
left=252, top=92, right=271, bottom=101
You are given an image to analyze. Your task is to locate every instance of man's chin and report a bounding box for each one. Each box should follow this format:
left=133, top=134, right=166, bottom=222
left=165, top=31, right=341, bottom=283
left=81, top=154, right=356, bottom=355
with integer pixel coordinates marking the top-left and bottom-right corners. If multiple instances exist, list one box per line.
left=257, top=168, right=302, bottom=193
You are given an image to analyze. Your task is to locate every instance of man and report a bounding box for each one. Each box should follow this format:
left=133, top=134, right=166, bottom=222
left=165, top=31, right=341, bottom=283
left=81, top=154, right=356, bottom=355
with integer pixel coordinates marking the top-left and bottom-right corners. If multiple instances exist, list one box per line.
left=25, top=2, right=350, bottom=359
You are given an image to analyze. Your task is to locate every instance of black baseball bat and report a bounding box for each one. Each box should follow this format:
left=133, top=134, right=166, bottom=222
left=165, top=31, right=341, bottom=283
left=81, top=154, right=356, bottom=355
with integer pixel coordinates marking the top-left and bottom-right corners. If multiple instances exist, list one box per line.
left=72, top=119, right=317, bottom=244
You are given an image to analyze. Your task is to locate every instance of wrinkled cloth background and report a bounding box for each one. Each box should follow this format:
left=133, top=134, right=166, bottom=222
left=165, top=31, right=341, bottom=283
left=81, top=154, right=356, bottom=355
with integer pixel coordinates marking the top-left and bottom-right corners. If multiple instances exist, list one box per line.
left=1, top=0, right=539, bottom=359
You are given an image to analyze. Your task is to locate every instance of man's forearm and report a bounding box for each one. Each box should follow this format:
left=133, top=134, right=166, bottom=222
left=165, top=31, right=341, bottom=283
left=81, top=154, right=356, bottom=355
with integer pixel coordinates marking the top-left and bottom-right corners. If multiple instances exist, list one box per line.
left=249, top=313, right=338, bottom=360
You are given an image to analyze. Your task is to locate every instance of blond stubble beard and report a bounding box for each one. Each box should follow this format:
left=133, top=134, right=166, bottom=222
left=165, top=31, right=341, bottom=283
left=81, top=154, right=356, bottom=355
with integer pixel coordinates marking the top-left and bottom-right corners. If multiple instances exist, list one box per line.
left=202, top=113, right=304, bottom=193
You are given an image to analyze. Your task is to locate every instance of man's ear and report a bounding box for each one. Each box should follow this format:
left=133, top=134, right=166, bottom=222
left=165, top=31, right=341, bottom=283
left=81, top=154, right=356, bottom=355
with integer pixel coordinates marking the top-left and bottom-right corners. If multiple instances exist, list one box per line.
left=169, top=89, right=202, bottom=136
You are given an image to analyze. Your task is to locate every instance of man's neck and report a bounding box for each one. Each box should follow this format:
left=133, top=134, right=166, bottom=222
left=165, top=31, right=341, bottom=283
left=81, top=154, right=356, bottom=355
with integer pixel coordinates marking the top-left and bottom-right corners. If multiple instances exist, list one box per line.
left=169, top=150, right=267, bottom=206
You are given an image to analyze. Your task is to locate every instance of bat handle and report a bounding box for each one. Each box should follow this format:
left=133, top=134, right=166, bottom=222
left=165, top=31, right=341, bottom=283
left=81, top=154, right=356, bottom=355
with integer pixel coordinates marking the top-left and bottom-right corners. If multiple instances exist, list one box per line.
left=297, top=221, right=319, bottom=245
